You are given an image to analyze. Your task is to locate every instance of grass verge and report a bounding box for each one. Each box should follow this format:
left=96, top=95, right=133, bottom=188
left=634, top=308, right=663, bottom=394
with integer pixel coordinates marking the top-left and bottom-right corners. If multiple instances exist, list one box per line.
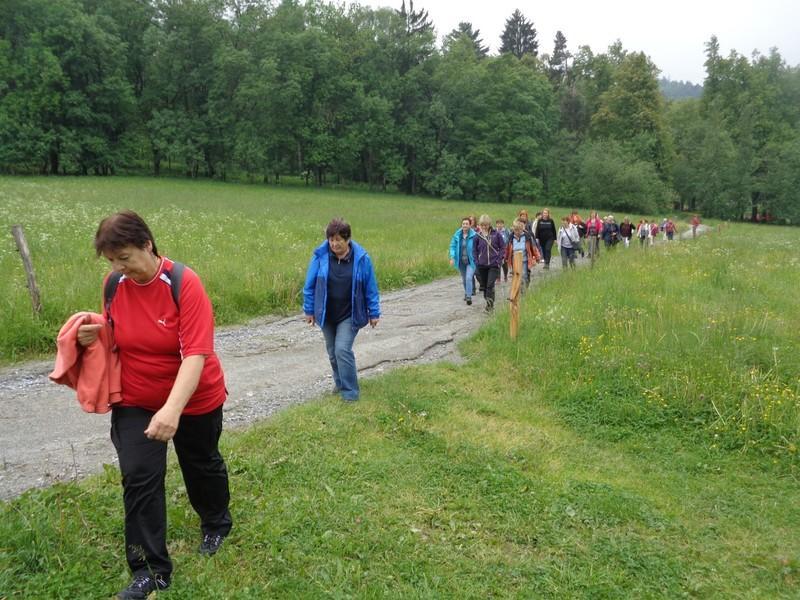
left=1, top=227, right=798, bottom=598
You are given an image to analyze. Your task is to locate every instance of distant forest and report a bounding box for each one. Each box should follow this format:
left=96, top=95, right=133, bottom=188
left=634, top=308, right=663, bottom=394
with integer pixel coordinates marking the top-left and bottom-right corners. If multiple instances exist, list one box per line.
left=659, top=78, right=703, bottom=100
left=1, top=0, right=799, bottom=221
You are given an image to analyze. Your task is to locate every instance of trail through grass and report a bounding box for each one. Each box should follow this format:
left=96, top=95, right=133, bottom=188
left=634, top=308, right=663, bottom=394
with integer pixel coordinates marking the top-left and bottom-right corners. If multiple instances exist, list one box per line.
left=1, top=226, right=798, bottom=598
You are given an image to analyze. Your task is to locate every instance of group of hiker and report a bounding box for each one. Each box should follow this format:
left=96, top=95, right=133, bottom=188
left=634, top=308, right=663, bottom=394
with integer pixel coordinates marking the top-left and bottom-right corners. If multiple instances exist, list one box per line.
left=449, top=209, right=688, bottom=311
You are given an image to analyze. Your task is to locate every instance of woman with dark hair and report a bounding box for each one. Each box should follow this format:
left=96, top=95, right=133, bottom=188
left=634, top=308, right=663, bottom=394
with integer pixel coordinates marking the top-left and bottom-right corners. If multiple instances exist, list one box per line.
left=303, top=218, right=381, bottom=401
left=449, top=217, right=477, bottom=305
left=534, top=208, right=557, bottom=270
left=77, top=210, right=232, bottom=599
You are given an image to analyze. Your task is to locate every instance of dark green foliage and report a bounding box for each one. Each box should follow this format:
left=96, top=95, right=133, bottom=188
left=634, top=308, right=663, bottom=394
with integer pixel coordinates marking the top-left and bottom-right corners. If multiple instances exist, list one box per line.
left=499, top=9, right=538, bottom=59
left=659, top=77, right=703, bottom=100
left=1, top=2, right=799, bottom=218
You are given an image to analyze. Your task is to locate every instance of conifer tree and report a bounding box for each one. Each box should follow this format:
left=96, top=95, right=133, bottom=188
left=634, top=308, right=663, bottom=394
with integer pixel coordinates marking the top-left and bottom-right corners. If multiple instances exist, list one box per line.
left=499, top=9, right=538, bottom=59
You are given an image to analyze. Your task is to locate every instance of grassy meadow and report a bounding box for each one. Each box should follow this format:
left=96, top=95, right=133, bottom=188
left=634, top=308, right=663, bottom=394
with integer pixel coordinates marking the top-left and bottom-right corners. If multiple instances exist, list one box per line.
left=0, top=176, right=585, bottom=362
left=2, top=218, right=799, bottom=598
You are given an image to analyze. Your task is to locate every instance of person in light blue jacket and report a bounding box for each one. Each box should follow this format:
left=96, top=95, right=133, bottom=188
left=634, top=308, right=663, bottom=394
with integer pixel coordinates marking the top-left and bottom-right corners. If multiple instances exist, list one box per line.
left=449, top=217, right=477, bottom=306
left=303, top=218, right=380, bottom=401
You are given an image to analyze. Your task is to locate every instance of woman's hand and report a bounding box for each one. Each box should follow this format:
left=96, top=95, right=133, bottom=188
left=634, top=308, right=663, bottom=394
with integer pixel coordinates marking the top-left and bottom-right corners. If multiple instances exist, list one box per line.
left=144, top=405, right=181, bottom=442
left=77, top=322, right=103, bottom=347
left=305, top=315, right=315, bottom=326
left=449, top=258, right=454, bottom=266
left=369, top=318, right=380, bottom=328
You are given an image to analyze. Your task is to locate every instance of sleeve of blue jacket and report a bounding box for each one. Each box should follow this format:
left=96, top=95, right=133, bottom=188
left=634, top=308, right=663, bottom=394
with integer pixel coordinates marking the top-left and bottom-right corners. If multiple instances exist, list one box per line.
left=363, top=254, right=381, bottom=319
left=449, top=230, right=458, bottom=265
left=302, top=254, right=319, bottom=316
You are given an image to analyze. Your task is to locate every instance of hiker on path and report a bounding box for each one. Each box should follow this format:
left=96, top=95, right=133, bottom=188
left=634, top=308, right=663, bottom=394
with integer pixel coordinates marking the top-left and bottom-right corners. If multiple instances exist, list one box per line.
left=637, top=219, right=650, bottom=248
left=472, top=214, right=505, bottom=312
left=304, top=218, right=381, bottom=402
left=619, top=217, right=634, bottom=248
left=557, top=216, right=580, bottom=269
left=571, top=211, right=586, bottom=258
left=534, top=208, right=558, bottom=270
left=691, top=214, right=701, bottom=238
left=496, top=218, right=510, bottom=283
left=77, top=210, right=233, bottom=600
left=505, top=218, right=540, bottom=290
left=601, top=215, right=620, bottom=249
left=449, top=217, right=477, bottom=305
left=665, top=218, right=676, bottom=241
left=585, top=210, right=603, bottom=260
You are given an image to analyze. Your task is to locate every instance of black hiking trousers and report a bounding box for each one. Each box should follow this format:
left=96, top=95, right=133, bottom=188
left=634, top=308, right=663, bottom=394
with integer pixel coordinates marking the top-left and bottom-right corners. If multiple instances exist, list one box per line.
left=110, top=405, right=232, bottom=579
left=476, top=265, right=499, bottom=308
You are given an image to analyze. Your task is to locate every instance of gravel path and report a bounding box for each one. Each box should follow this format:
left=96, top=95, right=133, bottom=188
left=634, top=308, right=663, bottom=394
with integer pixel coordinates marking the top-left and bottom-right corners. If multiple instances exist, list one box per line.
left=0, top=270, right=564, bottom=500
left=1, top=226, right=710, bottom=501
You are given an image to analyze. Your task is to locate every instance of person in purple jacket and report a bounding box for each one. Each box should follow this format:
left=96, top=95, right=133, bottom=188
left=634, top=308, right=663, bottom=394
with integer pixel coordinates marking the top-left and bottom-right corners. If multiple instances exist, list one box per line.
left=472, top=214, right=506, bottom=312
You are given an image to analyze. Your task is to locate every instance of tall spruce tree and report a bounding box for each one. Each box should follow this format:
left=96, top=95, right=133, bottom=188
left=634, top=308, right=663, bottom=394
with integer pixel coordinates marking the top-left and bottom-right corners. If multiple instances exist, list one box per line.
left=547, top=30, right=569, bottom=83
left=443, top=22, right=489, bottom=57
left=499, top=9, right=538, bottom=59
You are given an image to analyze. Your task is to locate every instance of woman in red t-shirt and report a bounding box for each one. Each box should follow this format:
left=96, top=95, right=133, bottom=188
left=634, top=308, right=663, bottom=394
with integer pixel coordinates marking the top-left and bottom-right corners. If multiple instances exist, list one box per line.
left=77, top=210, right=231, bottom=599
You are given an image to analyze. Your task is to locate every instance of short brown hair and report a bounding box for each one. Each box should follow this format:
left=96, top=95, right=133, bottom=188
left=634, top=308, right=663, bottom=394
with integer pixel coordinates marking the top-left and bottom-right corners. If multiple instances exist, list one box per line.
left=94, top=210, right=158, bottom=257
left=325, top=218, right=351, bottom=240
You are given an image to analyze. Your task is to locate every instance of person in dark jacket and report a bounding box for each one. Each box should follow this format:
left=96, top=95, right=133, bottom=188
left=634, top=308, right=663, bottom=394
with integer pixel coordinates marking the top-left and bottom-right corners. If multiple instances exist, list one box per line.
left=303, top=218, right=381, bottom=401
left=619, top=217, right=634, bottom=248
left=534, top=208, right=557, bottom=270
left=472, top=214, right=505, bottom=312
left=601, top=215, right=620, bottom=248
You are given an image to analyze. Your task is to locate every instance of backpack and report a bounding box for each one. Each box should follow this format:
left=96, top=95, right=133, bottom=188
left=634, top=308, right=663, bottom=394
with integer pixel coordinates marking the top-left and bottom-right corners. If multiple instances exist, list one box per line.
left=104, top=261, right=185, bottom=328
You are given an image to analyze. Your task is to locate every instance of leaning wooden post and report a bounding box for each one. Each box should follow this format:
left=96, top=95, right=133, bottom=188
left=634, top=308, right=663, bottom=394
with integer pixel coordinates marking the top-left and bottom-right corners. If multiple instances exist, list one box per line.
left=509, top=251, right=523, bottom=339
left=11, top=225, right=43, bottom=316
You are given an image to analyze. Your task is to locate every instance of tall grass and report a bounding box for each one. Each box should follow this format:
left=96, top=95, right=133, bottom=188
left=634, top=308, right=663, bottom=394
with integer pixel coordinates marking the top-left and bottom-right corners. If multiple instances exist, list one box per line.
left=0, top=177, right=516, bottom=362
left=1, top=226, right=798, bottom=598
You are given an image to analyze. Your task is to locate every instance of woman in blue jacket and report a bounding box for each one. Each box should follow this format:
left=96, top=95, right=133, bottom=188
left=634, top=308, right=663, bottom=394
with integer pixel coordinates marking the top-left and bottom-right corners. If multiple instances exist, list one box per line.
left=448, top=217, right=477, bottom=305
left=303, top=218, right=381, bottom=401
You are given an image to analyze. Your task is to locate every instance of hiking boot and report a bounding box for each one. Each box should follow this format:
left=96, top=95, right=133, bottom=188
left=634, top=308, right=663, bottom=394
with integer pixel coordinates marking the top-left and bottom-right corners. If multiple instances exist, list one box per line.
left=199, top=533, right=226, bottom=556
left=116, top=574, right=170, bottom=599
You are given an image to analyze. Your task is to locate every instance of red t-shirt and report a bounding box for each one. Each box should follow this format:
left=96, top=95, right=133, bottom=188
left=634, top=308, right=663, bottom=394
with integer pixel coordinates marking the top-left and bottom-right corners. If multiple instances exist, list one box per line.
left=104, top=258, right=226, bottom=415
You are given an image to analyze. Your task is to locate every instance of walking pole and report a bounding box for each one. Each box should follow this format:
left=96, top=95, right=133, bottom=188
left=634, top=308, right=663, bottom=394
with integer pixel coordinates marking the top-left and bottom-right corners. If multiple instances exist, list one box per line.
left=509, top=251, right=523, bottom=339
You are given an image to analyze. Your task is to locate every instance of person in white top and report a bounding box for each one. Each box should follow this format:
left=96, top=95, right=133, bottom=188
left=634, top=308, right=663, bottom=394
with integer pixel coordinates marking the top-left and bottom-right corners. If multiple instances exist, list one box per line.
left=557, top=216, right=580, bottom=269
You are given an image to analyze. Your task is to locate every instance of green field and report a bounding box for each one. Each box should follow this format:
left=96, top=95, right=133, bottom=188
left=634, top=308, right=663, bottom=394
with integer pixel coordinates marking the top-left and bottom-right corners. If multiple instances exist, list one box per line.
left=0, top=176, right=691, bottom=363
left=0, top=176, right=522, bottom=362
left=1, top=208, right=798, bottom=598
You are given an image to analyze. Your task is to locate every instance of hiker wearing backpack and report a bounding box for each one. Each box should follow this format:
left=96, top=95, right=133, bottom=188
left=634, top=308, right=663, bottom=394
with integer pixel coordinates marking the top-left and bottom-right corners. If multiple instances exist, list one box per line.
left=472, top=214, right=505, bottom=312
left=76, top=210, right=232, bottom=599
left=557, top=216, right=580, bottom=269
left=637, top=219, right=650, bottom=248
left=665, top=218, right=676, bottom=241
left=505, top=218, right=540, bottom=289
left=449, top=217, right=477, bottom=305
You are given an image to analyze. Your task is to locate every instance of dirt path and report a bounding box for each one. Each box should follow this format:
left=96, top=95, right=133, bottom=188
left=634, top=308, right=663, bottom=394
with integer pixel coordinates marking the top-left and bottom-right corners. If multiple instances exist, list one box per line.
left=0, top=270, right=565, bottom=500
left=1, top=226, right=710, bottom=500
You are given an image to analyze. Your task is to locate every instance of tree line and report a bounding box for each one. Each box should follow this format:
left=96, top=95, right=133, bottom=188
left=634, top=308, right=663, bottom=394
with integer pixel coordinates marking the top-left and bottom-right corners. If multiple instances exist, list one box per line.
left=1, top=0, right=798, bottom=221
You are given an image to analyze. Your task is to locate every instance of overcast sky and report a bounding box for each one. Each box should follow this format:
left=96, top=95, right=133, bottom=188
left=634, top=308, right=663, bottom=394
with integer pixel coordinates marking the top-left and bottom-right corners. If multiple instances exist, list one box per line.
left=360, top=0, right=800, bottom=84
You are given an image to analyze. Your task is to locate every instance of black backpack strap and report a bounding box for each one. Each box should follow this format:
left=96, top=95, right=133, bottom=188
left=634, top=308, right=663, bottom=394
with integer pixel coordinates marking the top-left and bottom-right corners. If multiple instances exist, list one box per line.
left=103, top=261, right=186, bottom=328
left=103, top=271, right=123, bottom=326
left=164, top=261, right=185, bottom=309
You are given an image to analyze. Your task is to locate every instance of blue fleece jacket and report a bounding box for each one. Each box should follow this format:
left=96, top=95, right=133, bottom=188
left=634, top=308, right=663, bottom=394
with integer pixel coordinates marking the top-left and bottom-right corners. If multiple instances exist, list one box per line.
left=449, top=227, right=477, bottom=270
left=303, top=240, right=381, bottom=330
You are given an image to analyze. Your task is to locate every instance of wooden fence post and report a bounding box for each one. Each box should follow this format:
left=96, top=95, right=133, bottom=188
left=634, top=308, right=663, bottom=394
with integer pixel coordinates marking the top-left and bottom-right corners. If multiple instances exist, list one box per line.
left=10, top=224, right=43, bottom=316
left=509, top=251, right=523, bottom=339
